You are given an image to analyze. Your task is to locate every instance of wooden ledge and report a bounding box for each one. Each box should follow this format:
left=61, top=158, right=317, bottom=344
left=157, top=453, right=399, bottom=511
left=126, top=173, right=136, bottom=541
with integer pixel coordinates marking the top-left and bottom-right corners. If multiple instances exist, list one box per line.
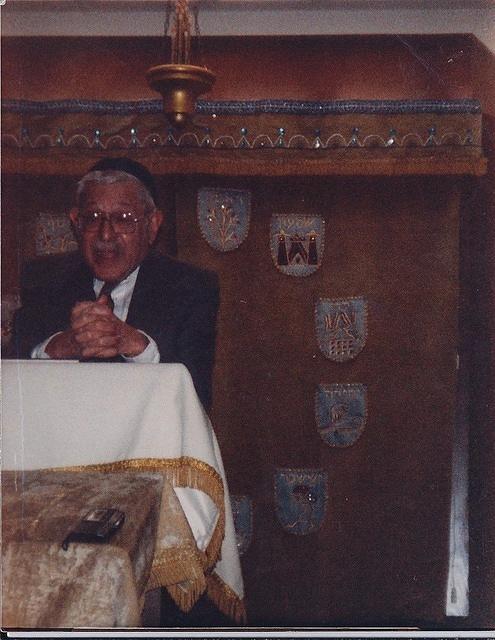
left=2, top=146, right=487, bottom=177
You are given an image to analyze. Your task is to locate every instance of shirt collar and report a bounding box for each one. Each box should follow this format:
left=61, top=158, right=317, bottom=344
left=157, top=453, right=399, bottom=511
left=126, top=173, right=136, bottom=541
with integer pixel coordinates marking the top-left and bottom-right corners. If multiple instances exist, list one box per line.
left=94, top=265, right=140, bottom=297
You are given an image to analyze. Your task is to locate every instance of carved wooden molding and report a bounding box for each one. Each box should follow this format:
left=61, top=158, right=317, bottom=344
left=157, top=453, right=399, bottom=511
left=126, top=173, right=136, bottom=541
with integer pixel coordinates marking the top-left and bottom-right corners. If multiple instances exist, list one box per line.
left=2, top=99, right=486, bottom=177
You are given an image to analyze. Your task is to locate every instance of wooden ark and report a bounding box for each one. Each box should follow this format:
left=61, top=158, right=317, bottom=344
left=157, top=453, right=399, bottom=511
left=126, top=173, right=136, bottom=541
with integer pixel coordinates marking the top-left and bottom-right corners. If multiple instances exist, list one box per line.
left=2, top=33, right=494, bottom=629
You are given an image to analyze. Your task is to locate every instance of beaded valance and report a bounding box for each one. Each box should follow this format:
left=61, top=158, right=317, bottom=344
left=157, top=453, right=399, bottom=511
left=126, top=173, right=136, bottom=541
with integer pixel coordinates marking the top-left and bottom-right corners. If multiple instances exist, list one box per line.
left=2, top=99, right=486, bottom=177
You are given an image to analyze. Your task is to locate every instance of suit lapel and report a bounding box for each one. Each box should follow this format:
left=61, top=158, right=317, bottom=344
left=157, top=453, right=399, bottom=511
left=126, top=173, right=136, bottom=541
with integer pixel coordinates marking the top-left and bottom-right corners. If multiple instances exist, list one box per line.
left=66, top=261, right=96, bottom=306
left=126, top=253, right=176, bottom=334
left=40, top=255, right=95, bottom=335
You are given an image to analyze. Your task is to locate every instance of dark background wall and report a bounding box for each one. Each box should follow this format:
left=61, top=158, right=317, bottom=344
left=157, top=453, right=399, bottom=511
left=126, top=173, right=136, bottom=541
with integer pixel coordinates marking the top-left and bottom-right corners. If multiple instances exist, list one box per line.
left=2, top=34, right=494, bottom=628
left=466, top=40, right=495, bottom=629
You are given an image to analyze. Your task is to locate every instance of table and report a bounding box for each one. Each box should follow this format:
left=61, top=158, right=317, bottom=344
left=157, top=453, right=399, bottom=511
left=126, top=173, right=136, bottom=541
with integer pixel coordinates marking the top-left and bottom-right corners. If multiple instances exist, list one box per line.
left=2, top=470, right=164, bottom=627
left=2, top=360, right=245, bottom=627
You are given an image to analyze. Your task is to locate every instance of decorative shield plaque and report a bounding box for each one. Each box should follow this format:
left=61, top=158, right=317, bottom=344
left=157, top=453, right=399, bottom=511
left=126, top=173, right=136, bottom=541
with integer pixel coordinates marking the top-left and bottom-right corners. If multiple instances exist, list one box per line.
left=315, top=297, right=368, bottom=361
left=315, top=383, right=367, bottom=447
left=230, top=495, right=253, bottom=556
left=270, top=215, right=324, bottom=276
left=274, top=468, right=327, bottom=535
left=197, top=187, right=251, bottom=251
left=35, top=212, right=78, bottom=256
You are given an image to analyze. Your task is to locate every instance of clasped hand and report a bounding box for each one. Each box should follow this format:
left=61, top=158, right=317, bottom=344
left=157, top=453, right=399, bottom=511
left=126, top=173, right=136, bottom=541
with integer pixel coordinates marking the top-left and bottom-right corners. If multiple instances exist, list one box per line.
left=46, top=296, right=148, bottom=359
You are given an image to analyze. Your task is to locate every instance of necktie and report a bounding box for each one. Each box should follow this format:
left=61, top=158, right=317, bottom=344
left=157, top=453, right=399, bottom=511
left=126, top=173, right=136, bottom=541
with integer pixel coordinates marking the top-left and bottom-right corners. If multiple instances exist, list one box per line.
left=98, top=281, right=116, bottom=312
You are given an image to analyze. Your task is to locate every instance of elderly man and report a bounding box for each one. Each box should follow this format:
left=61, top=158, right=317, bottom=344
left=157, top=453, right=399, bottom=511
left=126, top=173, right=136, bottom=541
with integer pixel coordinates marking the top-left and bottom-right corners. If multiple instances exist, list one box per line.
left=13, top=158, right=219, bottom=409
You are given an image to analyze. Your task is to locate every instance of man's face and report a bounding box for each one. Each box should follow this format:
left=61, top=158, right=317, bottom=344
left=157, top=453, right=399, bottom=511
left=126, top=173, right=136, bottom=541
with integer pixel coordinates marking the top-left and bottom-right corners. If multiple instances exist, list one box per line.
left=70, top=180, right=163, bottom=283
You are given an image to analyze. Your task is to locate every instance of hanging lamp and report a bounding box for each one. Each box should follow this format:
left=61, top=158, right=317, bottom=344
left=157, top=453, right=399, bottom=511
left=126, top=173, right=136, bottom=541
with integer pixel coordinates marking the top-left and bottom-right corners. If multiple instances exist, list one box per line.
left=146, top=0, right=216, bottom=126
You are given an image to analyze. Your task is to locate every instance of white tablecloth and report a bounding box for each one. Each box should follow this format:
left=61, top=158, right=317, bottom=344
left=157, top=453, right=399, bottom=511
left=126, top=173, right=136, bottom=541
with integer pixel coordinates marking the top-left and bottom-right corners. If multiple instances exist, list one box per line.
left=2, top=360, right=245, bottom=623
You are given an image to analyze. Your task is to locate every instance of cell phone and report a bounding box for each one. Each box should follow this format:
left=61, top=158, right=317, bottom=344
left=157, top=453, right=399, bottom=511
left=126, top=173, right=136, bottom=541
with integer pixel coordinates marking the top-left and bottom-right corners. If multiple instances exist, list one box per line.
left=62, top=508, right=125, bottom=550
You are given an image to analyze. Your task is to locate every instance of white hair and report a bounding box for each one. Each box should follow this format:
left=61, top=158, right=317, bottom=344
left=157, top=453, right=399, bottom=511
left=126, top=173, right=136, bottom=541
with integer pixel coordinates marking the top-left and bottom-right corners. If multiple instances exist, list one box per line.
left=76, top=170, right=156, bottom=214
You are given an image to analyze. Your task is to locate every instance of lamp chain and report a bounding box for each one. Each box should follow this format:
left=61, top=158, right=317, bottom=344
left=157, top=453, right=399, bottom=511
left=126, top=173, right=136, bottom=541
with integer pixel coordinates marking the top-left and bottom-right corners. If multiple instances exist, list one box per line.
left=172, top=0, right=192, bottom=65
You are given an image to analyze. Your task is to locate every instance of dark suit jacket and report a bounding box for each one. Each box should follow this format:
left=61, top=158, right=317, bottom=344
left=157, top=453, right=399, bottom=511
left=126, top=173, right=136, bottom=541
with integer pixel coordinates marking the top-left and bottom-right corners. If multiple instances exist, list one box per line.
left=12, top=251, right=219, bottom=410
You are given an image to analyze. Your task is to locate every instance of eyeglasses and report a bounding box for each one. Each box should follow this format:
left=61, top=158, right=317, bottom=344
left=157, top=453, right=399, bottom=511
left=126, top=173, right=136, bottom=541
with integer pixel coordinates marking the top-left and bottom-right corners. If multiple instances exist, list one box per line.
left=77, top=211, right=145, bottom=234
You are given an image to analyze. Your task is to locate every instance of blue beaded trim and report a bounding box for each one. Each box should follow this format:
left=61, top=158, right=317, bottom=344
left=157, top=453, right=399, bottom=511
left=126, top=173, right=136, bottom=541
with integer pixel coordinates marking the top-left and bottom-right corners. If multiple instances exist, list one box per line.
left=198, top=99, right=481, bottom=116
left=2, top=99, right=162, bottom=115
left=2, top=98, right=481, bottom=116
left=2, top=129, right=477, bottom=150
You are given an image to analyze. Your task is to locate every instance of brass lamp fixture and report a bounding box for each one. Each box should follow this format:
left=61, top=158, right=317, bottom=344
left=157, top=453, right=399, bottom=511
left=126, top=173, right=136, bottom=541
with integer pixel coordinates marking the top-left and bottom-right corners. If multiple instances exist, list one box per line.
left=146, top=0, right=215, bottom=126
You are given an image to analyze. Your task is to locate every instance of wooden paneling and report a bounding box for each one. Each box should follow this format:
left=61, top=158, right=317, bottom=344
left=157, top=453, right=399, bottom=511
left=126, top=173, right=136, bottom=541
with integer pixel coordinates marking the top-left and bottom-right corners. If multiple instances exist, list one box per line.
left=2, top=35, right=474, bottom=102
left=175, top=174, right=460, bottom=625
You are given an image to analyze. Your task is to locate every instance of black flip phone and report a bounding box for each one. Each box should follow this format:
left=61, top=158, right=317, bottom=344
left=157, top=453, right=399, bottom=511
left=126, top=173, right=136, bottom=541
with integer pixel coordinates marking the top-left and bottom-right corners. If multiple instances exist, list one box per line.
left=62, top=508, right=125, bottom=550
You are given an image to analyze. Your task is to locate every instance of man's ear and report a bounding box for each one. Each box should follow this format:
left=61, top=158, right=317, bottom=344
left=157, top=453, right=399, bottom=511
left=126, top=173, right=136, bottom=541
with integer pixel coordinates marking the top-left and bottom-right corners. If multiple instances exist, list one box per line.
left=69, top=208, right=79, bottom=227
left=69, top=207, right=81, bottom=241
left=147, top=209, right=164, bottom=245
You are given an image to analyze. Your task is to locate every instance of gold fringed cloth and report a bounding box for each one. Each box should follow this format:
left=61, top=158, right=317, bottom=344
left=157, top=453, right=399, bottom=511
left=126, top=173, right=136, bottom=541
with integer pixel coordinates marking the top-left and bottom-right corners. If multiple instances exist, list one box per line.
left=2, top=360, right=245, bottom=626
left=65, top=456, right=244, bottom=621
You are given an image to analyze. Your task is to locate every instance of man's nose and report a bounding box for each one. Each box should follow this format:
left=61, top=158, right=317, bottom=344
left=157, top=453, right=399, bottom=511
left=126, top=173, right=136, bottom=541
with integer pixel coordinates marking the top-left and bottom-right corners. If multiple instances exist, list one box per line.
left=97, top=216, right=116, bottom=240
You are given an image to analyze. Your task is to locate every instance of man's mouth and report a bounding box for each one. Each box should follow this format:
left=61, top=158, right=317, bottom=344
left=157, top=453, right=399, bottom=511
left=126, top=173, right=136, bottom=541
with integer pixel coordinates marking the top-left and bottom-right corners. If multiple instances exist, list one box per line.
left=93, top=243, right=120, bottom=261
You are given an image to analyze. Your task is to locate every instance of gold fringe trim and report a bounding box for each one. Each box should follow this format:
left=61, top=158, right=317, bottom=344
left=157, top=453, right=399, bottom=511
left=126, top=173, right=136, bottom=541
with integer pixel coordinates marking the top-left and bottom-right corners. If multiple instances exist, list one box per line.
left=44, top=458, right=226, bottom=577
left=147, top=545, right=207, bottom=612
left=138, top=593, right=146, bottom=616
left=146, top=544, right=206, bottom=591
left=206, top=572, right=247, bottom=625
left=167, top=577, right=208, bottom=613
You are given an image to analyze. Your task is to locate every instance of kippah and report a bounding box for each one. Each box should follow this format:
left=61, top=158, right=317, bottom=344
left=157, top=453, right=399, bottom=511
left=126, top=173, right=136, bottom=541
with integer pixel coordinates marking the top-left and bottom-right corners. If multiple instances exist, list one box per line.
left=89, top=157, right=158, bottom=203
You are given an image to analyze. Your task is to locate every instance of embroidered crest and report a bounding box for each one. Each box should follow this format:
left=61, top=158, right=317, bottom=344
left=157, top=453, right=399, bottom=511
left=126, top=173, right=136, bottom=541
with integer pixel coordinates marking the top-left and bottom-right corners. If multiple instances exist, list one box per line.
left=35, top=212, right=78, bottom=256
left=315, top=383, right=367, bottom=447
left=315, top=297, right=367, bottom=361
left=197, top=187, right=251, bottom=251
left=270, top=215, right=324, bottom=276
left=274, top=468, right=327, bottom=535
left=230, top=495, right=253, bottom=556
